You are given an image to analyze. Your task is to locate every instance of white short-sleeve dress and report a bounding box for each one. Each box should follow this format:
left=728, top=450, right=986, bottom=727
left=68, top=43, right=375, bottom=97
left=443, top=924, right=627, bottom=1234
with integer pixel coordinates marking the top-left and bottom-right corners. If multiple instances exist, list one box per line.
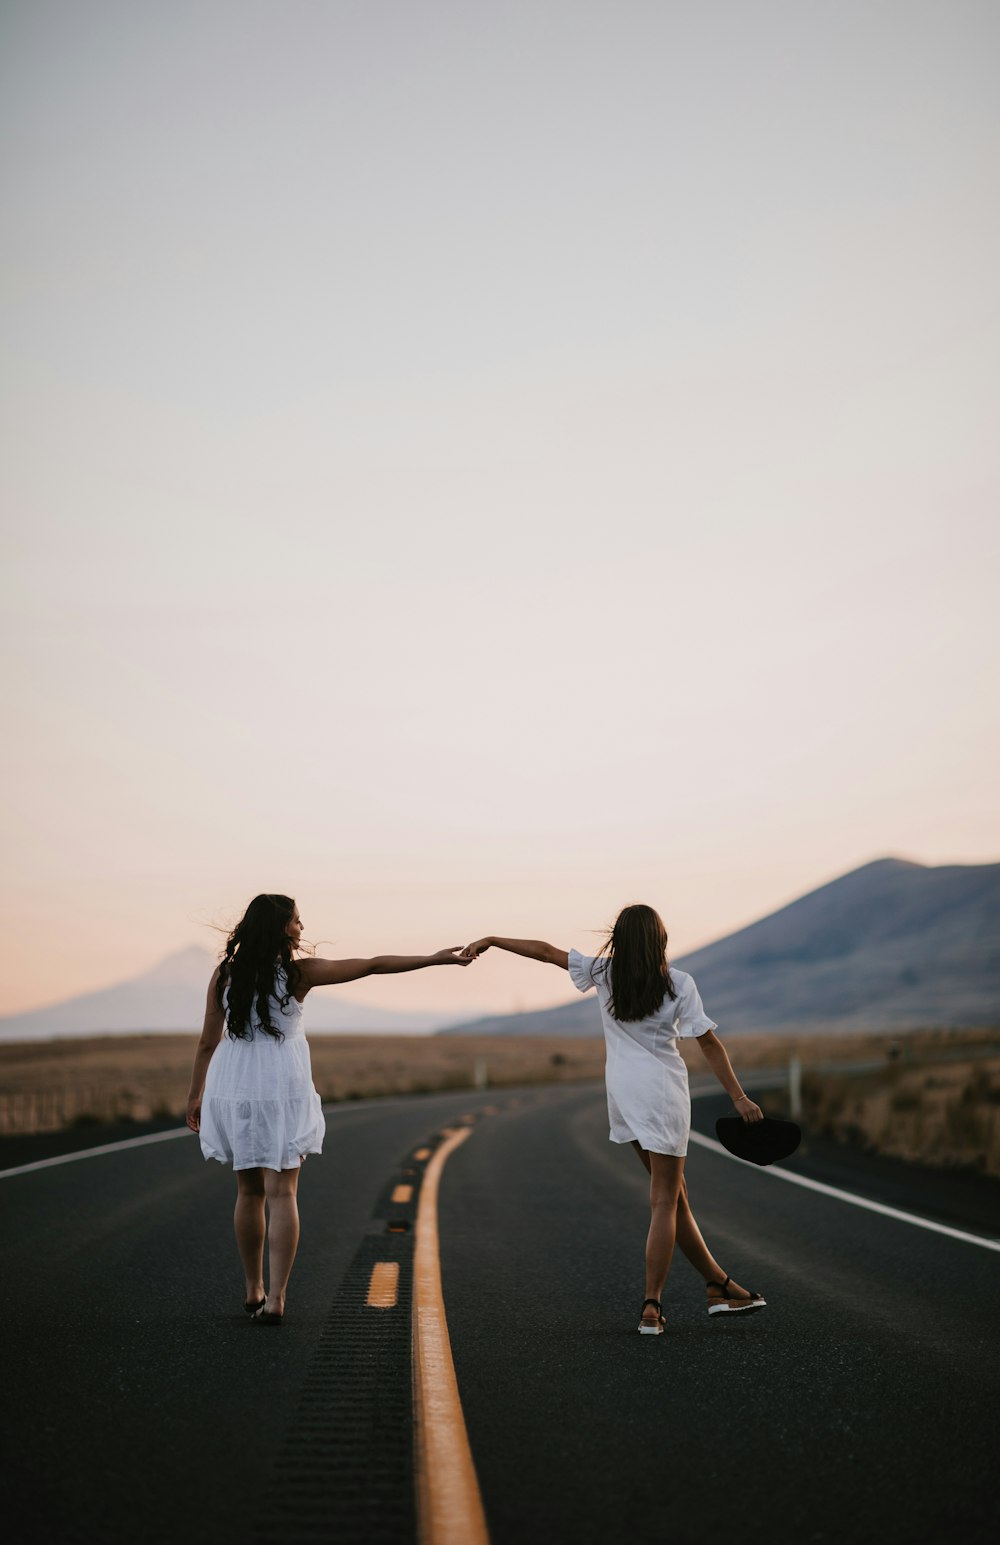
left=567, top=949, right=716, bottom=1156
left=199, top=972, right=326, bottom=1172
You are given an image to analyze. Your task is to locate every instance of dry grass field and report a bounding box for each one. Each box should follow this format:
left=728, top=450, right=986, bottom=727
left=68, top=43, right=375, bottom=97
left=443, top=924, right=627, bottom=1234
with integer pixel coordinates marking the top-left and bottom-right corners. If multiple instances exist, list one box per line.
left=0, top=1033, right=608, bottom=1134
left=762, top=1055, right=1000, bottom=1177
left=705, top=1028, right=1000, bottom=1177
left=1, top=1027, right=998, bottom=1175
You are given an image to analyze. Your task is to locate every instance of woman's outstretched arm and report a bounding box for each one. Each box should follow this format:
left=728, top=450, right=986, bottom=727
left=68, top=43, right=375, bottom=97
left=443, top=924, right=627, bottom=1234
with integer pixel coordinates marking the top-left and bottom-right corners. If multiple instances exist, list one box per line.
left=297, top=948, right=473, bottom=990
left=695, top=1029, right=763, bottom=1123
left=460, top=936, right=569, bottom=970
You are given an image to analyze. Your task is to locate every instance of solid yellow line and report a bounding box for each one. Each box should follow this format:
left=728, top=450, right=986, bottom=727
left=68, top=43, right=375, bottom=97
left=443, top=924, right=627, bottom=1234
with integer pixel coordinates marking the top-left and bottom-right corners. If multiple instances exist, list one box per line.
left=414, top=1148, right=431, bottom=1160
left=367, top=1261, right=400, bottom=1308
left=412, top=1126, right=490, bottom=1545
left=392, top=1183, right=414, bottom=1203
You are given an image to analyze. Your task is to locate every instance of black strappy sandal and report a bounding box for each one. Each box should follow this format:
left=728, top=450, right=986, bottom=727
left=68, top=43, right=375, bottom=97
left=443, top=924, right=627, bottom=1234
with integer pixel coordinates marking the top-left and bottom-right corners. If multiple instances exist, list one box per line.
left=638, top=1297, right=666, bottom=1335
left=257, top=1308, right=284, bottom=1326
left=706, top=1275, right=766, bottom=1315
left=243, top=1297, right=266, bottom=1318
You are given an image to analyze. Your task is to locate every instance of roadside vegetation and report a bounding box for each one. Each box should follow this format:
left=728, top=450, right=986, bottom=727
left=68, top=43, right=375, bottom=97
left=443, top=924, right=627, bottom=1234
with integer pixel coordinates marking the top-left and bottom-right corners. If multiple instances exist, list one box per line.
left=1, top=1028, right=998, bottom=1179
left=0, top=1033, right=609, bottom=1134
left=761, top=1053, right=1000, bottom=1177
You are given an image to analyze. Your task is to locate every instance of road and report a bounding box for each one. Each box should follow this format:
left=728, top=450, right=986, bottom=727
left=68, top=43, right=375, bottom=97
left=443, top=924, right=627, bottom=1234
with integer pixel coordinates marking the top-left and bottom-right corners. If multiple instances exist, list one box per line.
left=1, top=1081, right=997, bottom=1544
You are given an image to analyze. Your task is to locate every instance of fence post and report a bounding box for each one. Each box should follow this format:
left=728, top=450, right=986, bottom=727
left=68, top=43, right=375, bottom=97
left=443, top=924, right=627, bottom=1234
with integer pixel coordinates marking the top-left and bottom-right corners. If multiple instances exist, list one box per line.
left=473, top=1059, right=489, bottom=1090
left=789, top=1054, right=802, bottom=1120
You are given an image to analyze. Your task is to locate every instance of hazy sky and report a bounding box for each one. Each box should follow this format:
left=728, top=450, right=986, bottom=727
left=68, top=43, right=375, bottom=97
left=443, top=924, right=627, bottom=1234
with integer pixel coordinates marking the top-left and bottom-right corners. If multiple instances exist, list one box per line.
left=2, top=1, right=998, bottom=1020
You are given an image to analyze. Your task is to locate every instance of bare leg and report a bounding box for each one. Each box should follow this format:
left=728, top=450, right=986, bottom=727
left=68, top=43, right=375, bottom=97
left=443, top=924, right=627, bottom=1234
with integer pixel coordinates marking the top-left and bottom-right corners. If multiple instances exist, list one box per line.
left=631, top=1142, right=754, bottom=1301
left=234, top=1168, right=266, bottom=1304
left=675, top=1177, right=725, bottom=1280
left=641, top=1153, right=685, bottom=1325
left=263, top=1165, right=301, bottom=1314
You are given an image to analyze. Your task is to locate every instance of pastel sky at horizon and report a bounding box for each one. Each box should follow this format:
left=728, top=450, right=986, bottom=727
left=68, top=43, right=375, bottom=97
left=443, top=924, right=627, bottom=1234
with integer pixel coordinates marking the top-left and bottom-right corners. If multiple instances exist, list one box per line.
left=2, top=1, right=998, bottom=1020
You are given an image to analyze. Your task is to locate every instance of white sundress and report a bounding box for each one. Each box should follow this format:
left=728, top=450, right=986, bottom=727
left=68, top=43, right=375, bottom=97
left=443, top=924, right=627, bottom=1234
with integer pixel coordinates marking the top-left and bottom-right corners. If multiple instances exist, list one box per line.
left=199, top=971, right=326, bottom=1172
left=567, top=949, right=717, bottom=1157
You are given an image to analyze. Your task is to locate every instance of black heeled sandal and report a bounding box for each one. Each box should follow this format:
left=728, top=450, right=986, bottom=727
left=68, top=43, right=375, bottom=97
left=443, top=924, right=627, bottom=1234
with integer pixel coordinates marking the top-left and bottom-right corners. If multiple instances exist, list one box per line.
left=257, top=1307, right=284, bottom=1326
left=243, top=1297, right=266, bottom=1318
left=638, top=1297, right=665, bottom=1335
left=706, top=1275, right=766, bottom=1315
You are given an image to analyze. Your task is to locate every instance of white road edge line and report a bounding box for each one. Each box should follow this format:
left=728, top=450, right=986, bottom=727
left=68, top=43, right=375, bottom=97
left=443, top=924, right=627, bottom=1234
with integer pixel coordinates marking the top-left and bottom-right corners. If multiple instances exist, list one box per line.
left=687, top=1130, right=1000, bottom=1254
left=0, top=1098, right=408, bottom=1181
left=0, top=1126, right=194, bottom=1178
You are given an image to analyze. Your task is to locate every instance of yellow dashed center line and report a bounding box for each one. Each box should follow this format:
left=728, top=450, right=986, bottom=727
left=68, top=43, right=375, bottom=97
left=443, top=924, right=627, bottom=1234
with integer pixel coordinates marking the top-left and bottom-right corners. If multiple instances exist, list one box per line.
left=412, top=1126, right=489, bottom=1545
left=392, top=1183, right=414, bottom=1204
left=366, top=1261, right=400, bottom=1308
left=414, top=1148, right=431, bottom=1160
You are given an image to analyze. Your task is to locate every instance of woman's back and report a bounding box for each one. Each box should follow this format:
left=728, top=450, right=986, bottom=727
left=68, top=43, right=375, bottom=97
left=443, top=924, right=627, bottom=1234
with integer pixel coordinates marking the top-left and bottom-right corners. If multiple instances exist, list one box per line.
left=222, top=968, right=305, bottom=1044
left=201, top=969, right=324, bottom=1168
left=567, top=947, right=717, bottom=1156
left=568, top=950, right=716, bottom=1046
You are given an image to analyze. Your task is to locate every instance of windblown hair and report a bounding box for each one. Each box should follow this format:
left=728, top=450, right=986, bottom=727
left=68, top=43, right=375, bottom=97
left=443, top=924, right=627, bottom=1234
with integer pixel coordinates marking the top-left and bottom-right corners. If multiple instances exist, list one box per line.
left=597, top=903, right=676, bottom=1023
left=215, top=893, right=301, bottom=1041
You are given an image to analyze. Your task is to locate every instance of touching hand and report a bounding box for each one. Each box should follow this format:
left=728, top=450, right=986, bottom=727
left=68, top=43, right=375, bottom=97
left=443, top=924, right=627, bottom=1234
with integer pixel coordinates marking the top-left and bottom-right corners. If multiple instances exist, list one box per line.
left=734, top=1095, right=764, bottom=1124
left=431, top=947, right=475, bottom=967
left=459, top=938, right=492, bottom=960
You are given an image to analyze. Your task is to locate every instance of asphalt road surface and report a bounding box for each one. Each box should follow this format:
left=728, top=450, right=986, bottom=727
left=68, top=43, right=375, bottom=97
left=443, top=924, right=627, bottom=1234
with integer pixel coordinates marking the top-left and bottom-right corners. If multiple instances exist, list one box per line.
left=2, top=1080, right=998, bottom=1545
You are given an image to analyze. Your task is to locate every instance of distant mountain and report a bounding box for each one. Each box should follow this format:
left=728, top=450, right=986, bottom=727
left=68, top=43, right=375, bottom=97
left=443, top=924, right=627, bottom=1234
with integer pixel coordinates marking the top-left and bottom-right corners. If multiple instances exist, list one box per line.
left=439, top=858, right=1000, bottom=1037
left=0, top=946, right=465, bottom=1040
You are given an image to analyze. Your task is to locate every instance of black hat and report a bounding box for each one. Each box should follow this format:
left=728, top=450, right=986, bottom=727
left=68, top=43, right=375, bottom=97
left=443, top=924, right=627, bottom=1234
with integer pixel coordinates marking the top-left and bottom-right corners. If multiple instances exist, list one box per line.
left=715, top=1115, right=801, bottom=1166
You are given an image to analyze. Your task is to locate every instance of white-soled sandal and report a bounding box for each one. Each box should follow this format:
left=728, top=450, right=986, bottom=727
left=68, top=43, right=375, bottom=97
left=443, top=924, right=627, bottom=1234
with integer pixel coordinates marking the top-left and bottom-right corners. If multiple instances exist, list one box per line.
left=707, top=1274, right=766, bottom=1315
left=638, top=1297, right=665, bottom=1334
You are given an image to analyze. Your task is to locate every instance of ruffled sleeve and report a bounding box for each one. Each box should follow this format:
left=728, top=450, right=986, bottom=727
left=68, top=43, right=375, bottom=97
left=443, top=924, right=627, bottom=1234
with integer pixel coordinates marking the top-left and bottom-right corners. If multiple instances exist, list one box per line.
left=671, top=972, right=717, bottom=1039
left=567, top=949, right=600, bottom=993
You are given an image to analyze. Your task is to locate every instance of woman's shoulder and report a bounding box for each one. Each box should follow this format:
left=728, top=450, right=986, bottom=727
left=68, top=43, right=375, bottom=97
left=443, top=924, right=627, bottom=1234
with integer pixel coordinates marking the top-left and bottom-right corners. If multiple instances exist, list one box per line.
left=291, top=957, right=320, bottom=992
left=568, top=947, right=609, bottom=972
left=668, top=967, right=701, bottom=1000
left=566, top=948, right=609, bottom=994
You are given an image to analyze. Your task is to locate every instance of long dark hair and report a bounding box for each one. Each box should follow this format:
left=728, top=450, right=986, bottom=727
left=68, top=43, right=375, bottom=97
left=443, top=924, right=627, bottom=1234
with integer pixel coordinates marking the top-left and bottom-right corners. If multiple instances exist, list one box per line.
left=597, top=903, right=677, bottom=1023
left=216, top=893, right=301, bottom=1041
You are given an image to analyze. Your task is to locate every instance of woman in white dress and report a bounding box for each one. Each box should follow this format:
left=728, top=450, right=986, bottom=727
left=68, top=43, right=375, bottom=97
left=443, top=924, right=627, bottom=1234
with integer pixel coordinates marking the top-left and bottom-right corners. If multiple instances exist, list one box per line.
left=187, top=893, right=471, bottom=1324
left=461, top=903, right=766, bottom=1334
